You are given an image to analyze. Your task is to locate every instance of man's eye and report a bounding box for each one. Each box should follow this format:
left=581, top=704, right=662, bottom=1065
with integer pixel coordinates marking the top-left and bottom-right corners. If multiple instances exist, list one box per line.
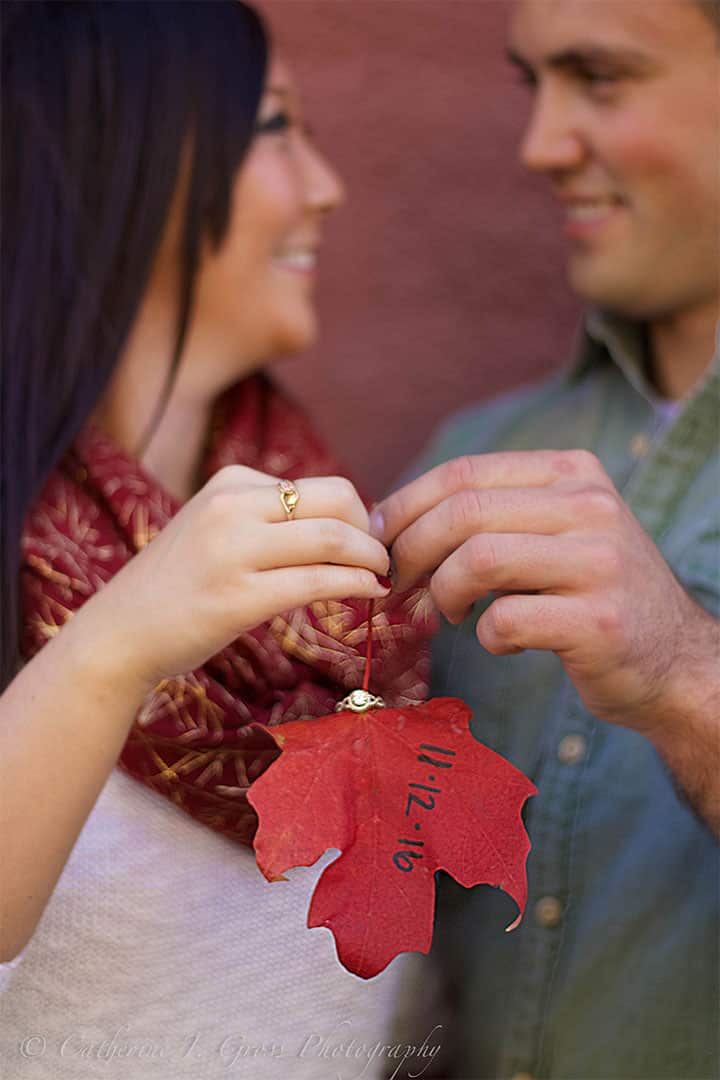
left=514, top=69, right=538, bottom=89
left=581, top=70, right=620, bottom=87
left=255, top=111, right=291, bottom=135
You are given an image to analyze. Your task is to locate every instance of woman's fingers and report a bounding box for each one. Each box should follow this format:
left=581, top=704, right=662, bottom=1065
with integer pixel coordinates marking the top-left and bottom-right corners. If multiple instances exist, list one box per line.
left=205, top=464, right=284, bottom=490
left=208, top=469, right=371, bottom=531
left=268, top=476, right=371, bottom=531
left=204, top=475, right=385, bottom=576
left=248, top=518, right=391, bottom=575
left=254, top=564, right=391, bottom=615
left=124, top=469, right=388, bottom=679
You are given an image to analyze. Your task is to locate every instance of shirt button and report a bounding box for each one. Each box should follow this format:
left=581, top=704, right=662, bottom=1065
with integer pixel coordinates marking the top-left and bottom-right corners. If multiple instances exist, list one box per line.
left=630, top=432, right=651, bottom=458
left=558, top=733, right=588, bottom=765
left=535, top=895, right=563, bottom=928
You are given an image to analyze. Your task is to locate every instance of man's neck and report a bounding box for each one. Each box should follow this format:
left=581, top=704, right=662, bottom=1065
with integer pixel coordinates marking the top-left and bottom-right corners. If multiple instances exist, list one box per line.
left=648, top=299, right=719, bottom=400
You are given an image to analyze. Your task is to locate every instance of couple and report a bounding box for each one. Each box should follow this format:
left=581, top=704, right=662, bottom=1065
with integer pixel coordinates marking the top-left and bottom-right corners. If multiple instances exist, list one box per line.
left=1, top=2, right=718, bottom=1079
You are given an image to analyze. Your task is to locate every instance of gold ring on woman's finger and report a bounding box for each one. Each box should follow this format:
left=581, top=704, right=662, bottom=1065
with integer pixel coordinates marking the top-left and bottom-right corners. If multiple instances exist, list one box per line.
left=278, top=478, right=300, bottom=520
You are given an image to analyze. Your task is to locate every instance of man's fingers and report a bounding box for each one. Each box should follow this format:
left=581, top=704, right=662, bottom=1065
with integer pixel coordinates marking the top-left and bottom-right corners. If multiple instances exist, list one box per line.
left=475, top=593, right=588, bottom=656
left=430, top=533, right=610, bottom=624
left=389, top=485, right=604, bottom=591
left=373, top=449, right=610, bottom=545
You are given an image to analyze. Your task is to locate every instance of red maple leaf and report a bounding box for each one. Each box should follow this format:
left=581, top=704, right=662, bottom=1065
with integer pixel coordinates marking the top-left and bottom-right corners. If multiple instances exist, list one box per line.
left=248, top=697, right=536, bottom=979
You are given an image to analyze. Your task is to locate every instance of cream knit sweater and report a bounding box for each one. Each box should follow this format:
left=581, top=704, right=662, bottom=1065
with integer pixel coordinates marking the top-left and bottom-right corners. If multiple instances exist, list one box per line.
left=0, top=768, right=407, bottom=1079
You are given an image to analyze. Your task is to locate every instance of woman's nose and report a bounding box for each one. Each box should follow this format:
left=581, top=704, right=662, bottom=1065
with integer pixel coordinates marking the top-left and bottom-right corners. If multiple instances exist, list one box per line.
left=302, top=136, right=346, bottom=214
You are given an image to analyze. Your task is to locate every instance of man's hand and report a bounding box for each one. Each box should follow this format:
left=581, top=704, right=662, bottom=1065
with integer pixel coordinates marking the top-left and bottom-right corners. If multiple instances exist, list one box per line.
left=373, top=450, right=719, bottom=738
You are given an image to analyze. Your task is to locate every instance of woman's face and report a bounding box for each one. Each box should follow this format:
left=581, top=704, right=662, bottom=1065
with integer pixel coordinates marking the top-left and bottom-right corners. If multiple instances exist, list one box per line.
left=172, top=58, right=345, bottom=390
left=95, top=58, right=343, bottom=463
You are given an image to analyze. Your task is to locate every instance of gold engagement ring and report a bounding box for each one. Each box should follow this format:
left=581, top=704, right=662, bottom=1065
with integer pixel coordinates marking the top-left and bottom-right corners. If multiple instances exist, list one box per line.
left=278, top=478, right=300, bottom=520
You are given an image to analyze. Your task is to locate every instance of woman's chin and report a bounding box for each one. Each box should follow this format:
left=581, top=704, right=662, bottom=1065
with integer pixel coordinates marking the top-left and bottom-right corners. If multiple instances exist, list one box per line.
left=269, top=310, right=318, bottom=359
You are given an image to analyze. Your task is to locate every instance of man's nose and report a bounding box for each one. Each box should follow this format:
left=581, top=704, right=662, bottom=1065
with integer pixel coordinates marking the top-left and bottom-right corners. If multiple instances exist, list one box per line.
left=519, top=85, right=586, bottom=174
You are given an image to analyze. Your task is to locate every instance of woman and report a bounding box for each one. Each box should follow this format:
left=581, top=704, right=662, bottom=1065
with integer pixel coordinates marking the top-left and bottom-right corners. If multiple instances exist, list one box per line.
left=0, top=4, right=430, bottom=1077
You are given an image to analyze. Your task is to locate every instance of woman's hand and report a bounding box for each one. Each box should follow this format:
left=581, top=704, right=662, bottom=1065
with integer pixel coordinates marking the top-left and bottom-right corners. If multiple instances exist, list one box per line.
left=88, top=466, right=391, bottom=687
left=2, top=464, right=391, bottom=961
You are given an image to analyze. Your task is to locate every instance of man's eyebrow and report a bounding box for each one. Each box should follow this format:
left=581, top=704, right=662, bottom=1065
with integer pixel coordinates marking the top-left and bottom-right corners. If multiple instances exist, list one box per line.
left=506, top=47, right=535, bottom=75
left=506, top=44, right=658, bottom=74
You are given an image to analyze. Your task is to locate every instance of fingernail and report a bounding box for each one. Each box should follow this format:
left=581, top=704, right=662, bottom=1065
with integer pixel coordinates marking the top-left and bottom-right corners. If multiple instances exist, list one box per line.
left=375, top=574, right=392, bottom=590
left=369, top=508, right=385, bottom=538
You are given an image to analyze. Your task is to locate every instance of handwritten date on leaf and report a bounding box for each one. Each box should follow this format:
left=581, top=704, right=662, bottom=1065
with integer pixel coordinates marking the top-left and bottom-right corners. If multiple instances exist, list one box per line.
left=248, top=697, right=536, bottom=979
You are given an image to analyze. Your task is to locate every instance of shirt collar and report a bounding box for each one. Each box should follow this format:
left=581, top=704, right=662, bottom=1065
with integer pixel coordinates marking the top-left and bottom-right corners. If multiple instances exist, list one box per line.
left=570, top=309, right=720, bottom=409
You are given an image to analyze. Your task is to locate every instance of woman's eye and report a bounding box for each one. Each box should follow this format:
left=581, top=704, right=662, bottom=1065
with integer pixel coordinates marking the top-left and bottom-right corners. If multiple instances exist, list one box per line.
left=255, top=111, right=292, bottom=136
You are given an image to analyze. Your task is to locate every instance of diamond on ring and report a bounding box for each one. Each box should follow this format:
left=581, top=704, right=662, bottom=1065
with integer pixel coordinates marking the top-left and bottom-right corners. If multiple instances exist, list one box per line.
left=278, top=479, right=300, bottom=520
left=336, top=688, right=386, bottom=714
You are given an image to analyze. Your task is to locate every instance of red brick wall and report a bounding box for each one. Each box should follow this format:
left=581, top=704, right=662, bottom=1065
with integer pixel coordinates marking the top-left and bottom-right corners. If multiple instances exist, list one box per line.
left=260, top=0, right=582, bottom=496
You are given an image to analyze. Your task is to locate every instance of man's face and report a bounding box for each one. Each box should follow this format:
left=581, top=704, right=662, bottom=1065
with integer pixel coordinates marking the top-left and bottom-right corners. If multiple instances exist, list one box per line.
left=508, top=0, right=720, bottom=320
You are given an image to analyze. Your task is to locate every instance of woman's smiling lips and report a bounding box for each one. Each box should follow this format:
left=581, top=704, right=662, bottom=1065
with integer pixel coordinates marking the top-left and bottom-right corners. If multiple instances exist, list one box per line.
left=272, top=247, right=318, bottom=275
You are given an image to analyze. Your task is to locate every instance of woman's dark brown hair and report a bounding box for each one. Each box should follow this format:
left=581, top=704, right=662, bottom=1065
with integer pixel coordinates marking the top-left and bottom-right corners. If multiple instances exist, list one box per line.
left=1, top=1, right=268, bottom=688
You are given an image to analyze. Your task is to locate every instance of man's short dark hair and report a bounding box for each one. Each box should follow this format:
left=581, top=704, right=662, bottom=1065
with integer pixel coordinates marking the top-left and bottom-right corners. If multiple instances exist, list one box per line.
left=695, top=0, right=720, bottom=33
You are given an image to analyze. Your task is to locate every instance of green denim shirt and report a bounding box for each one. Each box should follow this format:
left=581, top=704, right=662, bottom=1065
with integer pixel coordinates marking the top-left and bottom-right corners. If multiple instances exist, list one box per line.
left=412, top=318, right=719, bottom=1080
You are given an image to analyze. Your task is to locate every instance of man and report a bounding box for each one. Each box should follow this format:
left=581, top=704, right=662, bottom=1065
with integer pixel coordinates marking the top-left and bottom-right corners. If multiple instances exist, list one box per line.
left=373, top=2, right=720, bottom=1077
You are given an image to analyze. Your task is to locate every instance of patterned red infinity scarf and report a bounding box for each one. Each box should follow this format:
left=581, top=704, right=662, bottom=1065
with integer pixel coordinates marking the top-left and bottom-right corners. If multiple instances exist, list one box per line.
left=21, top=376, right=432, bottom=845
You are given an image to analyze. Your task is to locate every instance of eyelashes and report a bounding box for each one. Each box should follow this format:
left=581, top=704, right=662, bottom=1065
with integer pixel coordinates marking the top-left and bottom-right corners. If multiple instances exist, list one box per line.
left=255, top=110, right=292, bottom=135
left=511, top=67, right=623, bottom=92
left=254, top=112, right=317, bottom=142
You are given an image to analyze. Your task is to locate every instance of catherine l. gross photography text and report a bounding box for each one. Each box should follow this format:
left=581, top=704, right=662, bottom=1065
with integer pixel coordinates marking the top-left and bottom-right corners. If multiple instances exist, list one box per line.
left=14, top=1021, right=443, bottom=1078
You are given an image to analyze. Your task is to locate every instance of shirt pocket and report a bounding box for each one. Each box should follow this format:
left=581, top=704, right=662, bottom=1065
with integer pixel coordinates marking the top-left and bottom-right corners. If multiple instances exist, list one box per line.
left=669, top=523, right=720, bottom=617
